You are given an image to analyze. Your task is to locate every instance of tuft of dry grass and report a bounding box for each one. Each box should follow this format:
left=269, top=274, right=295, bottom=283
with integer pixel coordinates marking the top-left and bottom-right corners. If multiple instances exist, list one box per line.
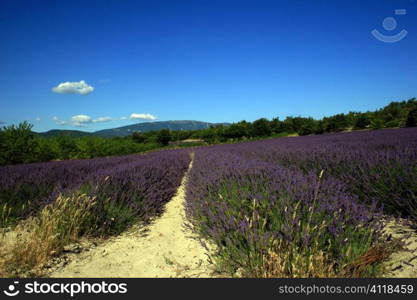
left=259, top=239, right=337, bottom=278
left=341, top=242, right=400, bottom=278
left=0, top=193, right=96, bottom=277
left=260, top=238, right=401, bottom=278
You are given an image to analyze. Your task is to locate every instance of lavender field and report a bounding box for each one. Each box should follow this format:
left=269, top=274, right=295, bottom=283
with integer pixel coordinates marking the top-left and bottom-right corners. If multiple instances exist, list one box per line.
left=1, top=128, right=417, bottom=277
left=0, top=149, right=191, bottom=233
left=0, top=148, right=192, bottom=276
left=186, top=128, right=417, bottom=277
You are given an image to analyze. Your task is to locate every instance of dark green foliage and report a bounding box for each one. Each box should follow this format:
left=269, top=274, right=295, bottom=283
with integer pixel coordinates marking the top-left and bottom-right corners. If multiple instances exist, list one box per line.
left=131, top=131, right=146, bottom=143
left=353, top=114, right=370, bottom=129
left=297, top=118, right=317, bottom=136
left=314, top=120, right=326, bottom=134
left=406, top=106, right=417, bottom=127
left=170, top=129, right=193, bottom=141
left=156, top=129, right=171, bottom=146
left=0, top=125, right=163, bottom=166
left=270, top=117, right=284, bottom=134
left=324, top=114, right=349, bottom=132
left=36, top=137, right=60, bottom=162
left=222, top=123, right=248, bottom=140
left=56, top=134, right=78, bottom=159
left=0, top=131, right=5, bottom=165
left=282, top=116, right=304, bottom=133
left=252, top=118, right=272, bottom=137
left=199, top=128, right=217, bottom=143
left=0, top=121, right=39, bottom=165
left=370, top=118, right=384, bottom=130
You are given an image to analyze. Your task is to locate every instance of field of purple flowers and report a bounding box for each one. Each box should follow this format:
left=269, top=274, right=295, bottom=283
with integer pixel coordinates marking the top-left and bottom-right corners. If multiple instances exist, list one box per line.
left=0, top=149, right=191, bottom=234
left=186, top=128, right=417, bottom=277
left=1, top=127, right=416, bottom=277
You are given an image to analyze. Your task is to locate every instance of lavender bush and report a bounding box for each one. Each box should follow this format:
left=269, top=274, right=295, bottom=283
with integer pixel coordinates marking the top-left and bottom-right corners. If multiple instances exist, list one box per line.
left=206, top=128, right=417, bottom=225
left=84, top=149, right=190, bottom=235
left=0, top=149, right=190, bottom=234
left=184, top=128, right=416, bottom=277
left=0, top=154, right=140, bottom=226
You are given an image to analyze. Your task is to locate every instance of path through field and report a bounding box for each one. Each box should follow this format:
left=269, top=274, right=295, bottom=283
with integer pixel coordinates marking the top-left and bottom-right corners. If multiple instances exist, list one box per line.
left=50, top=160, right=216, bottom=278
left=383, top=220, right=417, bottom=278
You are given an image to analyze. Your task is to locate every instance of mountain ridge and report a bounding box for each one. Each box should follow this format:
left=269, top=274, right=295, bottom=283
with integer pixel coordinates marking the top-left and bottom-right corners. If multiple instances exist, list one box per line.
left=37, top=120, right=229, bottom=138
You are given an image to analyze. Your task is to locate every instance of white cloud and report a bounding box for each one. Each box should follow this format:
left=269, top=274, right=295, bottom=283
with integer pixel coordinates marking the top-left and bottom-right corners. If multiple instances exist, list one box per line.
left=130, top=113, right=157, bottom=120
left=71, top=114, right=92, bottom=126
left=35, top=117, right=41, bottom=122
left=93, top=117, right=113, bottom=123
left=0, top=120, right=5, bottom=125
left=51, top=114, right=150, bottom=127
left=52, top=116, right=67, bottom=125
left=52, top=80, right=94, bottom=95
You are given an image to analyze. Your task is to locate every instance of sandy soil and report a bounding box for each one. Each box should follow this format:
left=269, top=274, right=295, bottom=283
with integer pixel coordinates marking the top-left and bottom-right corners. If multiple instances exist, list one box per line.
left=382, top=219, right=417, bottom=278
left=49, top=161, right=216, bottom=278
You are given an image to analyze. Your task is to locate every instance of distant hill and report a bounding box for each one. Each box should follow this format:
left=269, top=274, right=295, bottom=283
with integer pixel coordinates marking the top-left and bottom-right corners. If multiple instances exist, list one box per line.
left=38, top=129, right=95, bottom=138
left=94, top=120, right=228, bottom=137
left=37, top=120, right=229, bottom=138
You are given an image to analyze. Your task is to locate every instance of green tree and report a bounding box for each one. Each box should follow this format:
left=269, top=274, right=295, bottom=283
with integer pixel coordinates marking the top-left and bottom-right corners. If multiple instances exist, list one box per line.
left=406, top=106, right=417, bottom=127
left=223, top=123, right=247, bottom=140
left=324, top=114, right=349, bottom=132
left=345, top=111, right=358, bottom=128
left=353, top=113, right=370, bottom=130
left=270, top=117, right=284, bottom=134
left=56, top=134, right=78, bottom=159
left=297, top=118, right=317, bottom=136
left=36, top=137, right=60, bottom=161
left=199, top=128, right=216, bottom=143
left=236, top=120, right=254, bottom=138
left=0, top=121, right=39, bottom=165
left=370, top=118, right=384, bottom=130
left=131, top=131, right=146, bottom=143
left=314, top=120, right=325, bottom=134
left=0, top=129, right=6, bottom=165
left=156, top=129, right=171, bottom=146
left=252, top=118, right=272, bottom=137
left=213, top=125, right=228, bottom=142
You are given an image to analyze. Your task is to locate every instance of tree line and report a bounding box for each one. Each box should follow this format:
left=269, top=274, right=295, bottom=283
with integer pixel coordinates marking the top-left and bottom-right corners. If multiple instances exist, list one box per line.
left=1, top=98, right=416, bottom=165
left=193, top=98, right=417, bottom=142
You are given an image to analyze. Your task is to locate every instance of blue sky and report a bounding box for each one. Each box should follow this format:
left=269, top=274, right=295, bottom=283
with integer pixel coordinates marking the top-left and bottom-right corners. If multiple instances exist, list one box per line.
left=1, top=0, right=416, bottom=132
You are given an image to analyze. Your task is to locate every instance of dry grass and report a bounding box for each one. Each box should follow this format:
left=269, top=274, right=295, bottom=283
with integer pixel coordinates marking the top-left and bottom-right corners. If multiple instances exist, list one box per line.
left=341, top=243, right=398, bottom=277
left=0, top=193, right=96, bottom=277
left=260, top=239, right=337, bottom=278
left=260, top=239, right=400, bottom=278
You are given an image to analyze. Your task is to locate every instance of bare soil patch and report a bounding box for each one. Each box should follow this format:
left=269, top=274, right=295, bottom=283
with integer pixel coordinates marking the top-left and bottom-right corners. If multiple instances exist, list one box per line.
left=382, top=219, right=417, bottom=278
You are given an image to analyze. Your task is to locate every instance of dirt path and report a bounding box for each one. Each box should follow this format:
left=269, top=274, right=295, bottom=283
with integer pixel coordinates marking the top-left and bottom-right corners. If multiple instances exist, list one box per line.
left=382, top=219, right=417, bottom=278
left=49, top=160, right=216, bottom=278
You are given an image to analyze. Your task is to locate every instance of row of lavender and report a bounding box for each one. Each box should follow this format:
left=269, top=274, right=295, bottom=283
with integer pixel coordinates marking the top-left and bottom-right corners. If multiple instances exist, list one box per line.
left=215, top=127, right=417, bottom=224
left=186, top=128, right=417, bottom=277
left=0, top=149, right=190, bottom=234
